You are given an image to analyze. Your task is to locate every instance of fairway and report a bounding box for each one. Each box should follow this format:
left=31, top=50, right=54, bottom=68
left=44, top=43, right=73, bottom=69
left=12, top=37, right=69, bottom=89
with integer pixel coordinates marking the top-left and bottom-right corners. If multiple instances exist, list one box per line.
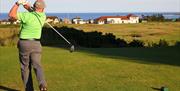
left=0, top=47, right=180, bottom=91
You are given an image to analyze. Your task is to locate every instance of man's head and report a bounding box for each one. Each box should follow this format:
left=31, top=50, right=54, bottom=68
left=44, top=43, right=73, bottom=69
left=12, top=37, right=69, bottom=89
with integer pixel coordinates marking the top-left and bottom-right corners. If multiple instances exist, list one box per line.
left=33, top=0, right=46, bottom=11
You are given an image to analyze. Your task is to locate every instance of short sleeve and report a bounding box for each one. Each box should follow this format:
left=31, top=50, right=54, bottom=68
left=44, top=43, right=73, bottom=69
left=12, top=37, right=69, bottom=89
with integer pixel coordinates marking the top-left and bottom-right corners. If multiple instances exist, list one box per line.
left=17, top=12, right=27, bottom=23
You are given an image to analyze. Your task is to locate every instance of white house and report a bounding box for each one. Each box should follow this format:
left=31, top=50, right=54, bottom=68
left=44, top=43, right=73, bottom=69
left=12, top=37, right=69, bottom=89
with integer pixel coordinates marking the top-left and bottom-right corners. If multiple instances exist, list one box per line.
left=88, top=19, right=94, bottom=24
left=0, top=19, right=11, bottom=24
left=72, top=17, right=86, bottom=24
left=46, top=16, right=60, bottom=24
left=95, top=14, right=139, bottom=24
left=12, top=20, right=20, bottom=24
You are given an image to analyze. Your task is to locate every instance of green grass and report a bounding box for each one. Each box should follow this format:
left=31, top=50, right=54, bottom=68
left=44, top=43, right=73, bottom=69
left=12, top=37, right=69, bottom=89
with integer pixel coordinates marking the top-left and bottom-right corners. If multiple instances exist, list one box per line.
left=1, top=22, right=180, bottom=46
left=65, top=22, right=180, bottom=45
left=0, top=24, right=19, bottom=28
left=0, top=47, right=180, bottom=91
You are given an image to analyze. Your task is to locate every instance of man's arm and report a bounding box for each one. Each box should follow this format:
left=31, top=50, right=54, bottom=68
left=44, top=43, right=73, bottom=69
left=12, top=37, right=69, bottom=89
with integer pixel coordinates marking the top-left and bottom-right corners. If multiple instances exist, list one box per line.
left=23, top=3, right=33, bottom=12
left=8, top=2, right=19, bottom=20
left=8, top=0, right=29, bottom=20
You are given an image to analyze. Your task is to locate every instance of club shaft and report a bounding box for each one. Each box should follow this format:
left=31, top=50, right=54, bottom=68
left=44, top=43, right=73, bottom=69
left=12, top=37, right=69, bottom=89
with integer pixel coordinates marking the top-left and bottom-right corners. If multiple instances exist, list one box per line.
left=46, top=22, right=72, bottom=45
left=29, top=7, right=72, bottom=45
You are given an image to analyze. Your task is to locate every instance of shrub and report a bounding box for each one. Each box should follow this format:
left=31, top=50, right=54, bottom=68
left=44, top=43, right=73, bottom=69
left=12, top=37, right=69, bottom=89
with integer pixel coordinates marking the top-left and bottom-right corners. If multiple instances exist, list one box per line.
left=158, top=39, right=169, bottom=47
left=116, top=38, right=128, bottom=47
left=129, top=40, right=145, bottom=47
left=130, top=34, right=142, bottom=38
left=41, top=26, right=127, bottom=48
left=152, top=39, right=169, bottom=47
left=175, top=41, right=180, bottom=47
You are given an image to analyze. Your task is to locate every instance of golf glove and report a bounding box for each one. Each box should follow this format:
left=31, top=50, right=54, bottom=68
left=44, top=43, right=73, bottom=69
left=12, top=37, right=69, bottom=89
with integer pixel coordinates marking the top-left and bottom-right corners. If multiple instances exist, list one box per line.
left=17, top=0, right=29, bottom=5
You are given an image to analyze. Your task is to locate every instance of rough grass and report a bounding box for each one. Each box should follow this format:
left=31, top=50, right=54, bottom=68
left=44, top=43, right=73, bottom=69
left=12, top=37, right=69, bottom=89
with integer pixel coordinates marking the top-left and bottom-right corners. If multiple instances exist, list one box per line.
left=0, top=47, right=180, bottom=91
left=64, top=22, right=180, bottom=45
left=0, top=26, right=19, bottom=46
left=0, top=22, right=180, bottom=46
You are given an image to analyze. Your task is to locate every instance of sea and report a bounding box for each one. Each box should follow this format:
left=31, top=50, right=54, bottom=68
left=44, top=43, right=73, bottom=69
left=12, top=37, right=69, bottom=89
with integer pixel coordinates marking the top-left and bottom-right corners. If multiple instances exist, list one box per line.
left=0, top=12, right=180, bottom=20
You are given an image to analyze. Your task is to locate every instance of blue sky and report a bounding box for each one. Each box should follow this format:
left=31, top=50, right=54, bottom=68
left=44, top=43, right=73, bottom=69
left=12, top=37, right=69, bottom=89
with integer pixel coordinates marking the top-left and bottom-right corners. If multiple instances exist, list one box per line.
left=0, top=0, right=180, bottom=13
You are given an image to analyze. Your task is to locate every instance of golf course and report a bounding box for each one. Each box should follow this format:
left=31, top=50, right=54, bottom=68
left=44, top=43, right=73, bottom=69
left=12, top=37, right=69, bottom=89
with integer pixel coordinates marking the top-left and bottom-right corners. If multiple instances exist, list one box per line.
left=66, top=22, right=180, bottom=45
left=0, top=46, right=180, bottom=91
left=0, top=22, right=180, bottom=91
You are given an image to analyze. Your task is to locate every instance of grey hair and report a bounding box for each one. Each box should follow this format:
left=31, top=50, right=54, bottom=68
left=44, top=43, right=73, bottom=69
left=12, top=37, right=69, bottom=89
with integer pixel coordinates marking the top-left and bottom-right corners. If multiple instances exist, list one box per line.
left=33, top=1, right=46, bottom=9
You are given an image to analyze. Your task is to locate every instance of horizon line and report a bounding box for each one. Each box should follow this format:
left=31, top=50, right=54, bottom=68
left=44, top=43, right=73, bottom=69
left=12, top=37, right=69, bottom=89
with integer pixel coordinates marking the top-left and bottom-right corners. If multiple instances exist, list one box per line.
left=1, top=11, right=180, bottom=13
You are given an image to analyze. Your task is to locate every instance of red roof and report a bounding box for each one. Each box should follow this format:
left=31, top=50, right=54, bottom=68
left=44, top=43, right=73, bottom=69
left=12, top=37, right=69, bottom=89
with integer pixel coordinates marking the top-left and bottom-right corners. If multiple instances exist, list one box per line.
left=46, top=16, right=59, bottom=20
left=127, top=14, right=138, bottom=18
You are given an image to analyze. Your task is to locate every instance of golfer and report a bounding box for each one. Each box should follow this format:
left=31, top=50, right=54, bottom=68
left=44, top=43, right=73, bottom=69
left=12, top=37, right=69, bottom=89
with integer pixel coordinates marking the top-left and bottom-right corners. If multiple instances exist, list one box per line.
left=8, top=0, right=47, bottom=91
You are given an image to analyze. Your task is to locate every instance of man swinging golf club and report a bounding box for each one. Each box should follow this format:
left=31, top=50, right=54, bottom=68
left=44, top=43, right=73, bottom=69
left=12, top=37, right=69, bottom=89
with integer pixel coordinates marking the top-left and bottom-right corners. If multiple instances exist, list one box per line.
left=9, top=0, right=47, bottom=91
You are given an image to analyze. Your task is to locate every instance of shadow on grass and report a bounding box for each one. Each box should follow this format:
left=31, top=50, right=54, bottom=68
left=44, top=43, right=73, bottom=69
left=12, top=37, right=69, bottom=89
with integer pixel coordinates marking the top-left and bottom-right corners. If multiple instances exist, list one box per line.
left=151, top=87, right=162, bottom=91
left=0, top=86, right=19, bottom=91
left=75, top=46, right=180, bottom=66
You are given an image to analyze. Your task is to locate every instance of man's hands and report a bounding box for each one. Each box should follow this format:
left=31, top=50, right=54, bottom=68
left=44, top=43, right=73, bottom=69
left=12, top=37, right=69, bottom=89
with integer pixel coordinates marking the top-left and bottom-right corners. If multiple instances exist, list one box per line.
left=16, top=0, right=29, bottom=5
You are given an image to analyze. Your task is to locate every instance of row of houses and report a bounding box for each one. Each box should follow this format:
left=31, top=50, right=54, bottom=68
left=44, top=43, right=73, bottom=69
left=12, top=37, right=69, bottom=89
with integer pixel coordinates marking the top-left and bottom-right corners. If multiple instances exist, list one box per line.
left=46, top=16, right=94, bottom=24
left=47, top=14, right=139, bottom=24
left=95, top=14, right=139, bottom=24
left=0, top=19, right=20, bottom=24
left=0, top=14, right=139, bottom=25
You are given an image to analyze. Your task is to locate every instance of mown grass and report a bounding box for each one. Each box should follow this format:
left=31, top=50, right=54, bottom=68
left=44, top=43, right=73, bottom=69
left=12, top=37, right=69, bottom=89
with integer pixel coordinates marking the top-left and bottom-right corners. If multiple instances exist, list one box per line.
left=0, top=46, right=180, bottom=91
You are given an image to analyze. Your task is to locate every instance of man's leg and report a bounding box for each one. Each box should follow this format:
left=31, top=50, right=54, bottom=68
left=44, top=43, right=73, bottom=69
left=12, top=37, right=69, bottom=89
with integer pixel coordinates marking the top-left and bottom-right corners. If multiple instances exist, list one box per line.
left=18, top=40, right=34, bottom=91
left=26, top=63, right=34, bottom=91
left=30, top=41, right=47, bottom=88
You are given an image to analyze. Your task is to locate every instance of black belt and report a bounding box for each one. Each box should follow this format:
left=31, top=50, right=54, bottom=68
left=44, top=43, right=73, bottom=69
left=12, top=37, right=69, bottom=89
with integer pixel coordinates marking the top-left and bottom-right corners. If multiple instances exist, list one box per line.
left=20, top=38, right=40, bottom=41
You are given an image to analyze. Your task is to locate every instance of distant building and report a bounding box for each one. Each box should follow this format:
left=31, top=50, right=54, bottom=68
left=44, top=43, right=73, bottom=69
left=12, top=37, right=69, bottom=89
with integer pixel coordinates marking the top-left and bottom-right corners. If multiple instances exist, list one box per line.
left=0, top=19, right=11, bottom=24
left=9, top=19, right=20, bottom=24
left=46, top=16, right=60, bottom=24
left=88, top=19, right=94, bottom=24
left=72, top=17, right=86, bottom=24
left=63, top=18, right=72, bottom=24
left=0, top=18, right=21, bottom=24
left=95, top=14, right=139, bottom=24
left=13, top=20, right=20, bottom=24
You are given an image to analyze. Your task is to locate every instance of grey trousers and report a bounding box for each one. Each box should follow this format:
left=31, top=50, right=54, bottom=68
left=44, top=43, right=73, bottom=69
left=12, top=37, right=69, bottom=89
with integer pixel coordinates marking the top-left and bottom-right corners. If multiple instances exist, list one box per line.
left=18, top=40, right=47, bottom=91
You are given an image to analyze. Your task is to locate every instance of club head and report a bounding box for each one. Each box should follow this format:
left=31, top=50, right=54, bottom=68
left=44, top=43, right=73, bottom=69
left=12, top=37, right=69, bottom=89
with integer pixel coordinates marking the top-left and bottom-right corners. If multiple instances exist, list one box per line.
left=70, top=45, right=75, bottom=53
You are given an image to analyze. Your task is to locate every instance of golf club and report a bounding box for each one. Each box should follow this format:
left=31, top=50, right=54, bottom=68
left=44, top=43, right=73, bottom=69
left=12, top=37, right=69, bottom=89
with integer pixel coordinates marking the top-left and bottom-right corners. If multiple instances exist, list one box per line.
left=46, top=22, right=75, bottom=53
left=29, top=6, right=75, bottom=53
